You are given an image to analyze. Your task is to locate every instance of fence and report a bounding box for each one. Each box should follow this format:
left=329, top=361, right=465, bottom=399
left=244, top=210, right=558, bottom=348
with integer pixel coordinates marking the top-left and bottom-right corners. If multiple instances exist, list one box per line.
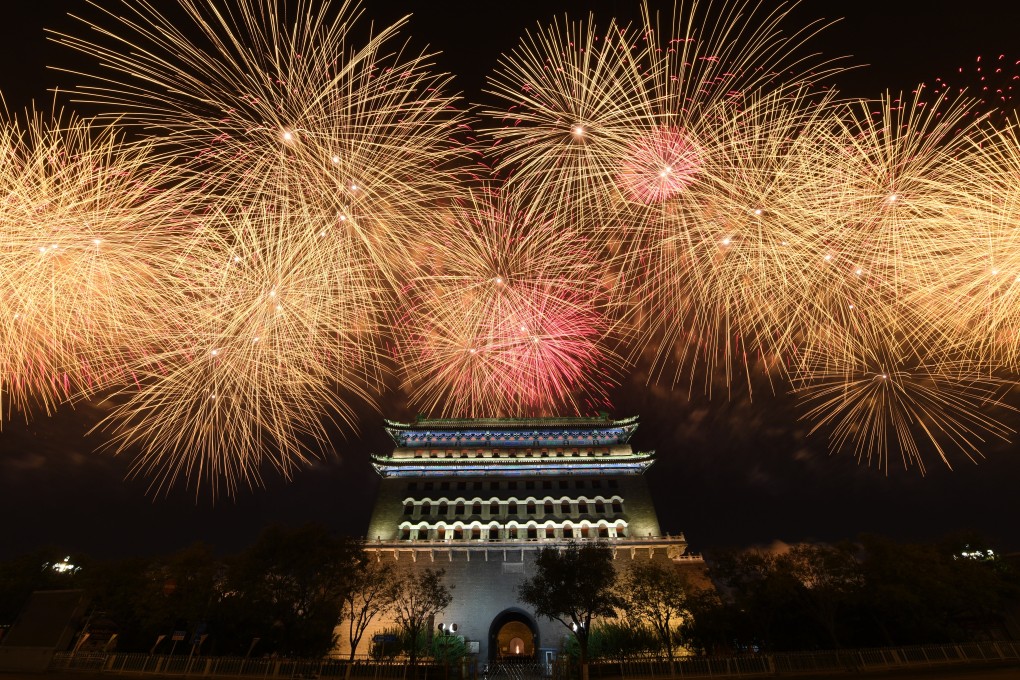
left=50, top=640, right=1020, bottom=679
left=50, top=653, right=448, bottom=679
left=586, top=640, right=1020, bottom=678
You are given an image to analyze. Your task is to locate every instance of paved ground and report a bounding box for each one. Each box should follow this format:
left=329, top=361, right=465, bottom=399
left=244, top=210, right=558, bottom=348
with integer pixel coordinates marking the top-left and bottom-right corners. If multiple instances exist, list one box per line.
left=793, top=664, right=1020, bottom=679
left=3, top=661, right=1020, bottom=680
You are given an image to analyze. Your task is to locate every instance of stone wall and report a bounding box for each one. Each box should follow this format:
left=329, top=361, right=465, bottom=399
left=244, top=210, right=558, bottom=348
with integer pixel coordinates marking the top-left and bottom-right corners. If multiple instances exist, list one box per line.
left=333, top=546, right=699, bottom=661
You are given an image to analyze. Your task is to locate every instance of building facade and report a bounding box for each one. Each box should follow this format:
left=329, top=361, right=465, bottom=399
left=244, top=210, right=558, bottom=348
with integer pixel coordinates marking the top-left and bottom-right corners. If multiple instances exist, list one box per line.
left=339, top=415, right=702, bottom=664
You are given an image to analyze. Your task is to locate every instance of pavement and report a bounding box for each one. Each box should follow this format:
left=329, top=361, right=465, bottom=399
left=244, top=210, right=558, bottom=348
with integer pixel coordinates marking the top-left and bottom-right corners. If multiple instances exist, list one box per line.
left=3, top=661, right=1020, bottom=680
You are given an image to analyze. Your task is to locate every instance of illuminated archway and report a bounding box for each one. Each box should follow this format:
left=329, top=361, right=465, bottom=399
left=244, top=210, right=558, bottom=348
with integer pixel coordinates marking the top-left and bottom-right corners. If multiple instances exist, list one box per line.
left=488, top=608, right=538, bottom=660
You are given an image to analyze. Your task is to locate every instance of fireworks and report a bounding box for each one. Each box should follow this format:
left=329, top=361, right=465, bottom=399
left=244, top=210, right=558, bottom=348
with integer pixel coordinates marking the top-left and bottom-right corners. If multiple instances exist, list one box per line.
left=480, top=1, right=1019, bottom=470
left=483, top=1, right=843, bottom=390
left=618, top=86, right=843, bottom=394
left=482, top=12, right=652, bottom=231
left=617, top=127, right=703, bottom=205
left=793, top=330, right=1014, bottom=473
left=2, top=0, right=1020, bottom=493
left=55, top=0, right=468, bottom=279
left=939, top=119, right=1020, bottom=370
left=0, top=108, right=185, bottom=420
left=96, top=199, right=388, bottom=498
left=395, top=189, right=620, bottom=418
left=45, top=0, right=467, bottom=494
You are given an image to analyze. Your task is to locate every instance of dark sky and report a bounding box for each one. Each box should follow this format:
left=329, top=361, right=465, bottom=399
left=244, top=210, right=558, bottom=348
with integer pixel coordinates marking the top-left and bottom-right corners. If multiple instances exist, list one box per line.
left=2, top=0, right=1019, bottom=562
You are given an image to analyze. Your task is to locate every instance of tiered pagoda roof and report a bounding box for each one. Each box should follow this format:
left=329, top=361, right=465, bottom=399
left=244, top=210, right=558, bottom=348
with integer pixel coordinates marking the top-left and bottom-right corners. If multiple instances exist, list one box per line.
left=382, top=414, right=640, bottom=448
left=372, top=415, right=653, bottom=478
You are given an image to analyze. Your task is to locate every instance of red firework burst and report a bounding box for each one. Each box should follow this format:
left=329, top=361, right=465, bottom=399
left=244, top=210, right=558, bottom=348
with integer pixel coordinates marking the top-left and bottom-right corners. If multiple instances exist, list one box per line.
left=617, top=127, right=702, bottom=204
left=395, top=190, right=623, bottom=418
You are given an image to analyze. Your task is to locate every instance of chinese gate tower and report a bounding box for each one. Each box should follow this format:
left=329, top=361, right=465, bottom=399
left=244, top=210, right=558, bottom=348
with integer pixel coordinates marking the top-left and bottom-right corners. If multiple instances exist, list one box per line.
left=341, top=414, right=701, bottom=664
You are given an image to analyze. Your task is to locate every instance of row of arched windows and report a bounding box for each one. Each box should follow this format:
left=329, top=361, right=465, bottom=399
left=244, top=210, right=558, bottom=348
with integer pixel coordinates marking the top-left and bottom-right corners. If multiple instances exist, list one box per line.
left=397, top=520, right=629, bottom=542
left=402, top=497, right=624, bottom=519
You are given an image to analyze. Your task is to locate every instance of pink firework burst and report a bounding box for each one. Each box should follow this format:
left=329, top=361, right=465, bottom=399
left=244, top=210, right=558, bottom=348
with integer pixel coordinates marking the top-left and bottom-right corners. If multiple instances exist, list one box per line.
left=492, top=286, right=613, bottom=414
left=399, top=283, right=616, bottom=419
left=395, top=190, right=623, bottom=418
left=617, top=127, right=702, bottom=204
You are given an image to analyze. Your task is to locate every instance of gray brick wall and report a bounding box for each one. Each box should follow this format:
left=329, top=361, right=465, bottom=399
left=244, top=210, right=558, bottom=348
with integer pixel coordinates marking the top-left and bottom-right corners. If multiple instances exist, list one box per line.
left=334, top=546, right=693, bottom=661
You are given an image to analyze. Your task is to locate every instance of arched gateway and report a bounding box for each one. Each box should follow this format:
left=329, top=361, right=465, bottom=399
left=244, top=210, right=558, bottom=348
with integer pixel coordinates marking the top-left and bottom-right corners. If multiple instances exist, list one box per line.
left=489, top=609, right=538, bottom=661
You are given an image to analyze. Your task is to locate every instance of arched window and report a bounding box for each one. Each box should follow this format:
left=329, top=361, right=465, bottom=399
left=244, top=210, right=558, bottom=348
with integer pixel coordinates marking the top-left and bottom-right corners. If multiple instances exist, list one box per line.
left=488, top=524, right=500, bottom=541
left=527, top=501, right=536, bottom=515
left=545, top=526, right=555, bottom=539
left=612, top=501, right=622, bottom=514
left=527, top=526, right=538, bottom=540
left=422, top=502, right=432, bottom=516
left=578, top=501, right=589, bottom=514
left=598, top=526, right=609, bottom=538
left=453, top=527, right=464, bottom=540
left=595, top=501, right=605, bottom=514
left=561, top=500, right=571, bottom=514
left=455, top=502, right=465, bottom=516
left=400, top=528, right=411, bottom=541
left=472, top=502, right=482, bottom=515
left=508, top=501, right=518, bottom=516
left=507, top=526, right=518, bottom=540
left=404, top=502, right=414, bottom=515
left=490, top=500, right=500, bottom=515
left=616, top=523, right=627, bottom=537
left=544, top=501, right=553, bottom=515
left=471, top=526, right=481, bottom=540
left=438, top=501, right=449, bottom=517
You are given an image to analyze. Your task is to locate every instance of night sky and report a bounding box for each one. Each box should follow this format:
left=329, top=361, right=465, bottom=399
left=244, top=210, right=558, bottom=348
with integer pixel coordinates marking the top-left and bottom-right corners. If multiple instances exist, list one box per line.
left=2, top=0, right=1019, bottom=561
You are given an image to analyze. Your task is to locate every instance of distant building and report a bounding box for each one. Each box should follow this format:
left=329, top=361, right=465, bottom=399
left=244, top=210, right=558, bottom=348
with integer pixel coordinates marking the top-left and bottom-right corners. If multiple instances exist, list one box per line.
left=336, top=414, right=704, bottom=664
left=0, top=590, right=88, bottom=673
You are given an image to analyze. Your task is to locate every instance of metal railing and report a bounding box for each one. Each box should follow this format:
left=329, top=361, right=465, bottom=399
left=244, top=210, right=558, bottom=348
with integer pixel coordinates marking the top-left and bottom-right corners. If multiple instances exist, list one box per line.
left=50, top=653, right=447, bottom=679
left=49, top=641, right=1020, bottom=679
left=585, top=640, right=1020, bottom=678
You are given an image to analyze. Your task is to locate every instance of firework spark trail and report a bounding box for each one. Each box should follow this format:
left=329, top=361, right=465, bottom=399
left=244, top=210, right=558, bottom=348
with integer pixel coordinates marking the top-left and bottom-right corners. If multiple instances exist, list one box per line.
left=2, top=0, right=1016, bottom=488
left=483, top=0, right=840, bottom=226
left=55, top=0, right=469, bottom=281
left=96, top=197, right=388, bottom=498
left=482, top=12, right=651, bottom=229
left=815, top=91, right=983, bottom=298
left=396, top=188, right=621, bottom=418
left=47, top=0, right=471, bottom=494
left=619, top=86, right=845, bottom=395
left=610, top=1, right=844, bottom=394
left=483, top=1, right=843, bottom=387
left=930, top=52, right=1020, bottom=124
left=482, top=1, right=1020, bottom=470
left=792, top=325, right=1014, bottom=473
left=0, top=108, right=186, bottom=421
left=782, top=90, right=1020, bottom=469
left=932, top=118, right=1020, bottom=370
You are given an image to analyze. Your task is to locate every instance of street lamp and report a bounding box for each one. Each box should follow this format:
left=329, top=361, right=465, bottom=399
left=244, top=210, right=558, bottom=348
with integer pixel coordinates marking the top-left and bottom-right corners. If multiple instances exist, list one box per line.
left=437, top=622, right=458, bottom=680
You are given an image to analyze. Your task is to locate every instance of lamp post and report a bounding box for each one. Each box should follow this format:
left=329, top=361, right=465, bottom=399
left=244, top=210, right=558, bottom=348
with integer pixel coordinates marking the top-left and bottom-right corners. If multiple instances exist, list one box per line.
left=437, top=622, right=458, bottom=680
left=571, top=622, right=587, bottom=680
